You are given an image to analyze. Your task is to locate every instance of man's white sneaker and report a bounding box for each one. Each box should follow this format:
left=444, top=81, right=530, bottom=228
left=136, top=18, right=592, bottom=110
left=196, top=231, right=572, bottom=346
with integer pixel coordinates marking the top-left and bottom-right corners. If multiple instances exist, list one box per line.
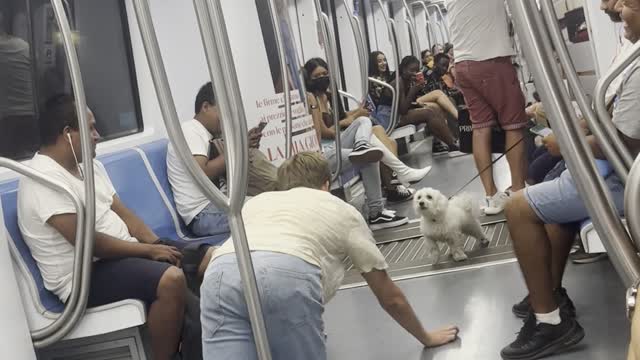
left=483, top=191, right=509, bottom=215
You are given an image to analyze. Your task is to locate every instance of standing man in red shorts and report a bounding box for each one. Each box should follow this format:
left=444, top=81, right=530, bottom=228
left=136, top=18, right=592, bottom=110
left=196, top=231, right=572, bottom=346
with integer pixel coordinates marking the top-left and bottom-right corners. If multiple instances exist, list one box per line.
left=446, top=0, right=529, bottom=215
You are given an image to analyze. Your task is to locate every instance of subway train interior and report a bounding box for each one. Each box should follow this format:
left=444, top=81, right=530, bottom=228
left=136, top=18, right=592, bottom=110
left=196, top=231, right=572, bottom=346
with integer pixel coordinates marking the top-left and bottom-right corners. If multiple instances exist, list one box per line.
left=1, top=0, right=640, bottom=359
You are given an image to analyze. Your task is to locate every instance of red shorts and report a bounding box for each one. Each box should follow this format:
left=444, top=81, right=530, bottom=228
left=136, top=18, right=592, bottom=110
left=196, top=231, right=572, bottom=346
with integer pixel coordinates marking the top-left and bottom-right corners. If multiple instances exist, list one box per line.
left=455, top=57, right=528, bottom=130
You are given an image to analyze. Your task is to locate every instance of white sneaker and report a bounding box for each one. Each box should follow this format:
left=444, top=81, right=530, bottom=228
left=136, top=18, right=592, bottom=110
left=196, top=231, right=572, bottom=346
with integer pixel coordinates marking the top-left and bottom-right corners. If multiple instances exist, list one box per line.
left=483, top=192, right=509, bottom=215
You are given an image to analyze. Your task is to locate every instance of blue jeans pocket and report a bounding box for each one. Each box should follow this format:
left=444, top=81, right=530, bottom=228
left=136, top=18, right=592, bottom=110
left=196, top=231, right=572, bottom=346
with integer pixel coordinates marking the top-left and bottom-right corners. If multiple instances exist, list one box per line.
left=263, top=267, right=312, bottom=329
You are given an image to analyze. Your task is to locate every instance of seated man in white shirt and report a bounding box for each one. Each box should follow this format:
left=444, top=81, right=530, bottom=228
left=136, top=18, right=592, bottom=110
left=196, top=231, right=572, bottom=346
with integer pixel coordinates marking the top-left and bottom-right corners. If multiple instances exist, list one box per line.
left=18, top=95, right=213, bottom=360
left=200, top=151, right=459, bottom=360
left=166, top=82, right=277, bottom=237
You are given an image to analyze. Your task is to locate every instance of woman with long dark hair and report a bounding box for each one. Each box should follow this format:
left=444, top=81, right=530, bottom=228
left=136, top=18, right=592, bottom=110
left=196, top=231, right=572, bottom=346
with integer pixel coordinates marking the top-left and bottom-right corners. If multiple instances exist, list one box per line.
left=304, top=58, right=432, bottom=205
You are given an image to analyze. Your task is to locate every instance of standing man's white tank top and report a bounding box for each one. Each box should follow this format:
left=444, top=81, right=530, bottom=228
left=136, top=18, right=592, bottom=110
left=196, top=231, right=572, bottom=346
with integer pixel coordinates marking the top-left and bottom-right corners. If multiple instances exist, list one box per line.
left=446, top=0, right=516, bottom=63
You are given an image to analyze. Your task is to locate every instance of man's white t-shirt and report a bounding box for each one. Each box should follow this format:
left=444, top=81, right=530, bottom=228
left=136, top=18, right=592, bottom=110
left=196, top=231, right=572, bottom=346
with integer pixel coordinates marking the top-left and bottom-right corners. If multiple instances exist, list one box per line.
left=17, top=154, right=137, bottom=302
left=166, top=119, right=213, bottom=225
left=211, top=187, right=388, bottom=302
left=446, top=0, right=515, bottom=63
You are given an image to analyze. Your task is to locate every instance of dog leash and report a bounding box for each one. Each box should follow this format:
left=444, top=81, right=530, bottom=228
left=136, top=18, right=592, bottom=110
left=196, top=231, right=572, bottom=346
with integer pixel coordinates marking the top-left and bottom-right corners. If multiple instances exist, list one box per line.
left=448, top=136, right=526, bottom=200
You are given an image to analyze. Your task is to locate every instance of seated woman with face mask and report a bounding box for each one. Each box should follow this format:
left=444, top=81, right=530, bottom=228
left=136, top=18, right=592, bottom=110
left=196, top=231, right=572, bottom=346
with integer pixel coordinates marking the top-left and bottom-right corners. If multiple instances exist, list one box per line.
left=304, top=58, right=432, bottom=203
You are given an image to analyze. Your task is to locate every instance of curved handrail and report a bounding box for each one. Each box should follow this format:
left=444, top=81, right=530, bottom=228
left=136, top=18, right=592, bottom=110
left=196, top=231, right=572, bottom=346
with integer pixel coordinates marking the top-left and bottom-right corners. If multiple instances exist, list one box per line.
left=375, top=0, right=401, bottom=135
left=339, top=90, right=360, bottom=106
left=402, top=0, right=421, bottom=58
left=422, top=1, right=442, bottom=46
left=510, top=0, right=640, bottom=287
left=266, top=0, right=293, bottom=159
left=427, top=3, right=448, bottom=43
left=342, top=0, right=368, bottom=105
left=132, top=1, right=271, bottom=359
left=32, top=0, right=97, bottom=347
left=368, top=77, right=398, bottom=133
left=594, top=43, right=640, bottom=171
left=412, top=1, right=433, bottom=50
left=626, top=155, right=640, bottom=250
left=539, top=0, right=628, bottom=184
left=1, top=160, right=85, bottom=346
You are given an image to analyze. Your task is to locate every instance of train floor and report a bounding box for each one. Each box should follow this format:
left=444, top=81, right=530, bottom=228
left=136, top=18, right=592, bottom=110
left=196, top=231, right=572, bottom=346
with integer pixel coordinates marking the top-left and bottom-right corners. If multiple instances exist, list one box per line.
left=327, top=137, right=630, bottom=359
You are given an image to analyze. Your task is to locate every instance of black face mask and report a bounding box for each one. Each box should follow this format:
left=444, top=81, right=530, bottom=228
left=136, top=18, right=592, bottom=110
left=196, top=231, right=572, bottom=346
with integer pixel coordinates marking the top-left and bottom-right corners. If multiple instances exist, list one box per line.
left=309, top=76, right=331, bottom=93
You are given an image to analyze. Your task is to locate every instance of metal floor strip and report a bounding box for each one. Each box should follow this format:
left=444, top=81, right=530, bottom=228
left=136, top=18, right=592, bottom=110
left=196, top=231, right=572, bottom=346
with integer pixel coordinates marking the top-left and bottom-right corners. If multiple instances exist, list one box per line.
left=342, top=221, right=513, bottom=286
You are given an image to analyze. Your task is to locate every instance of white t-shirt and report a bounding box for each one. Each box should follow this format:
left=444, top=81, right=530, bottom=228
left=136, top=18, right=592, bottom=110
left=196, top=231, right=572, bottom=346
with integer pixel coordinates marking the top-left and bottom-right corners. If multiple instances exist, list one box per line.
left=211, top=187, right=388, bottom=302
left=446, top=0, right=515, bottom=63
left=606, top=29, right=634, bottom=105
left=17, top=154, right=137, bottom=302
left=166, top=119, right=214, bottom=225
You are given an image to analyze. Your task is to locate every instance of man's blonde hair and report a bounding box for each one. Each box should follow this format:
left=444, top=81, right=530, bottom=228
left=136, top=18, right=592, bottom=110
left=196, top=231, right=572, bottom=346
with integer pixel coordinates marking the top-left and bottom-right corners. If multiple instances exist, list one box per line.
left=277, top=151, right=331, bottom=190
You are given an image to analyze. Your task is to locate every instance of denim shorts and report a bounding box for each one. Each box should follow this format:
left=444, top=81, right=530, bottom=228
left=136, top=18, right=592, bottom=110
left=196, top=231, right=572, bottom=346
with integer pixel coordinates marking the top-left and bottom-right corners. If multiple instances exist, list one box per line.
left=189, top=202, right=230, bottom=237
left=524, top=167, right=625, bottom=225
left=201, top=252, right=325, bottom=360
left=372, top=104, right=392, bottom=130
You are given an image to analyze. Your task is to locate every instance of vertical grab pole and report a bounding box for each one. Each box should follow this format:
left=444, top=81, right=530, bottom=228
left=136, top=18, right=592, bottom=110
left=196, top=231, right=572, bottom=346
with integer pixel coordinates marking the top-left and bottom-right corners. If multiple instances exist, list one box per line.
left=313, top=0, right=343, bottom=183
left=193, top=1, right=274, bottom=359
left=342, top=0, right=369, bottom=105
left=375, top=0, right=401, bottom=134
left=594, top=45, right=640, bottom=171
left=31, top=0, right=97, bottom=347
left=133, top=1, right=272, bottom=359
left=539, top=0, right=629, bottom=184
left=402, top=0, right=421, bottom=59
left=266, top=0, right=293, bottom=158
left=509, top=0, right=640, bottom=287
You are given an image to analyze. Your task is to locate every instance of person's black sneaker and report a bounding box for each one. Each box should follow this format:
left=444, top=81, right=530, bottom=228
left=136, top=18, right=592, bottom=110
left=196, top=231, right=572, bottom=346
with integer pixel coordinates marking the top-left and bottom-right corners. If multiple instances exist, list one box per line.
left=512, top=288, right=577, bottom=319
left=501, top=316, right=585, bottom=360
left=348, top=142, right=383, bottom=164
left=432, top=139, right=449, bottom=156
left=387, top=184, right=415, bottom=203
left=368, top=209, right=409, bottom=230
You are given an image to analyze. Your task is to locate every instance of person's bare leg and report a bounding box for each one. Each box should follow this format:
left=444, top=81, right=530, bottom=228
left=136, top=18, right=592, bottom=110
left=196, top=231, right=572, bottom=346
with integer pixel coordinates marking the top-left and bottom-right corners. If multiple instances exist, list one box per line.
left=546, top=223, right=577, bottom=289
left=198, top=247, right=216, bottom=278
left=148, top=266, right=187, bottom=360
left=472, top=127, right=497, bottom=196
left=372, top=125, right=398, bottom=155
left=417, top=90, right=458, bottom=119
left=401, top=107, right=456, bottom=147
left=505, top=128, right=527, bottom=192
left=505, top=193, right=557, bottom=313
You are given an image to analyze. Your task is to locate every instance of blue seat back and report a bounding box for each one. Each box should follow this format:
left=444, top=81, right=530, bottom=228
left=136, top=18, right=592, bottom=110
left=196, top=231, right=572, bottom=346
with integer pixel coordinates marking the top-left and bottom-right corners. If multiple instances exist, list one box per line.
left=98, top=149, right=178, bottom=240
left=0, top=179, right=64, bottom=313
left=136, top=140, right=192, bottom=236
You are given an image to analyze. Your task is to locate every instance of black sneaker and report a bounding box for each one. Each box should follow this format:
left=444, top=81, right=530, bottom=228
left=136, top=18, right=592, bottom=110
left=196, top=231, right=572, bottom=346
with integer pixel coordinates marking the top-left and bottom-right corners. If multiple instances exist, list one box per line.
left=432, top=140, right=449, bottom=156
left=349, top=143, right=383, bottom=164
left=369, top=209, right=409, bottom=230
left=501, top=315, right=585, bottom=360
left=387, top=184, right=415, bottom=203
left=512, top=288, right=577, bottom=319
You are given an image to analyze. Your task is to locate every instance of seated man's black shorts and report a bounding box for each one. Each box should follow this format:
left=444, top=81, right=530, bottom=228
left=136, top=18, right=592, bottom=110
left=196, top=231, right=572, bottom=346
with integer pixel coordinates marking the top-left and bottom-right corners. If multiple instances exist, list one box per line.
left=87, top=239, right=188, bottom=308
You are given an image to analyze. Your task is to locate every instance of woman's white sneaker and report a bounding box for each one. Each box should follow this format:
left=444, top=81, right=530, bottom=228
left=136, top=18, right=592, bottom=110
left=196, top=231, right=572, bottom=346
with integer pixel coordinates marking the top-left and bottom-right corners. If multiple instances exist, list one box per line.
left=483, top=191, right=509, bottom=215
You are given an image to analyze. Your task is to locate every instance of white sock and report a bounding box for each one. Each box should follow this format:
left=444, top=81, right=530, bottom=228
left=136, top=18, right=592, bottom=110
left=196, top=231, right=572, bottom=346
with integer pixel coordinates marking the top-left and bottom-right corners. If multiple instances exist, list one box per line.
left=535, top=308, right=561, bottom=325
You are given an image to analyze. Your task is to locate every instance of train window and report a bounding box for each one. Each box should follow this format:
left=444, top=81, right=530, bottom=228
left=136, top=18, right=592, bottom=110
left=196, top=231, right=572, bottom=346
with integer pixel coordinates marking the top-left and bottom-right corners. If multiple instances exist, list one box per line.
left=0, top=0, right=142, bottom=160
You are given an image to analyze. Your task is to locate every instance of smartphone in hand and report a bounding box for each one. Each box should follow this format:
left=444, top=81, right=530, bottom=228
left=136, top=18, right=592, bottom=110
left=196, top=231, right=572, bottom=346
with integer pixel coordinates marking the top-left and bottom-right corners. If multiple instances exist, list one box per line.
left=415, top=72, right=425, bottom=85
left=256, top=120, right=268, bottom=132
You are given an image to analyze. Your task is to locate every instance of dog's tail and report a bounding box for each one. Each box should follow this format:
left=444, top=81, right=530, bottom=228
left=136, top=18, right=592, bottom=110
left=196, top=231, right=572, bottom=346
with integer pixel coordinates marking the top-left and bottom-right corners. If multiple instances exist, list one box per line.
left=450, top=193, right=480, bottom=217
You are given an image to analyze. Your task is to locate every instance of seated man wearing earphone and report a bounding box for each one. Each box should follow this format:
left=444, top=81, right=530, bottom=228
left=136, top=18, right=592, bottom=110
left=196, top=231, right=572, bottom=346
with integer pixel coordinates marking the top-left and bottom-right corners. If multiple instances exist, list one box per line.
left=17, top=94, right=212, bottom=360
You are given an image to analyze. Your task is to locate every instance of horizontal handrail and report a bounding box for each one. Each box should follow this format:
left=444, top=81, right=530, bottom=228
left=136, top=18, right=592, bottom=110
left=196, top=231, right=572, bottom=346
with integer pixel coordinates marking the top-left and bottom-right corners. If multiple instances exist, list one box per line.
left=368, top=77, right=398, bottom=133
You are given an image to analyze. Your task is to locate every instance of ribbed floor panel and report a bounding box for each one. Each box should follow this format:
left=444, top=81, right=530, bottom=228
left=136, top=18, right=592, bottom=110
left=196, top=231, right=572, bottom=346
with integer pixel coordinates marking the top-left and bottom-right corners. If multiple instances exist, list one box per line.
left=341, top=221, right=514, bottom=286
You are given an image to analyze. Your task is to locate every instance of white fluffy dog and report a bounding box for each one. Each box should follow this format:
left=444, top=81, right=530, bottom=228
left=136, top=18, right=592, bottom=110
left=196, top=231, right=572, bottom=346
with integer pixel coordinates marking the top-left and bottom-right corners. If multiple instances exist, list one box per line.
left=414, top=188, right=489, bottom=262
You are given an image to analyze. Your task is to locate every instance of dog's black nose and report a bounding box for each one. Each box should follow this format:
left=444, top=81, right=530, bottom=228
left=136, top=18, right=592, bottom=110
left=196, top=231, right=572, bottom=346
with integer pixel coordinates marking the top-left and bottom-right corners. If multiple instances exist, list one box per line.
left=419, top=202, right=425, bottom=207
